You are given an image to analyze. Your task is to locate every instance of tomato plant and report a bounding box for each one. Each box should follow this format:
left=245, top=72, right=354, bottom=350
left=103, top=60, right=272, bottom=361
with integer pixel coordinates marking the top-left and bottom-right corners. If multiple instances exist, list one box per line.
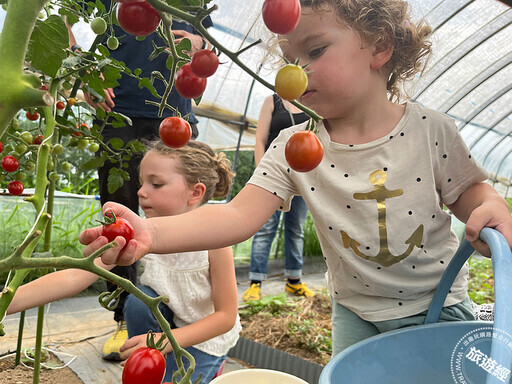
left=56, top=100, right=66, bottom=110
left=159, top=116, right=192, bottom=148
left=122, top=347, right=166, bottom=384
left=174, top=63, right=207, bottom=99
left=100, top=210, right=135, bottom=245
left=275, top=64, right=308, bottom=101
left=117, top=1, right=161, bottom=37
left=285, top=130, right=324, bottom=172
left=7, top=180, right=24, bottom=195
left=262, top=0, right=301, bottom=35
left=1, top=155, right=20, bottom=173
left=190, top=49, right=219, bottom=78
left=26, top=110, right=40, bottom=121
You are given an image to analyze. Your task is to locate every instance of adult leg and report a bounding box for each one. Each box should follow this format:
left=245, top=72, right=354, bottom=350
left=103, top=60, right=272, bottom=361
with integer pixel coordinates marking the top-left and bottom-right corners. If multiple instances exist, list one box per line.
left=331, top=298, right=380, bottom=357
left=248, top=210, right=282, bottom=282
left=283, top=196, right=308, bottom=279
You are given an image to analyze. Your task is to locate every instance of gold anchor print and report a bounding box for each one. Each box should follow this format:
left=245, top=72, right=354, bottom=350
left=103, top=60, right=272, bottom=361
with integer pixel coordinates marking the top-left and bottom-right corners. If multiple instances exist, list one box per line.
left=340, top=169, right=424, bottom=267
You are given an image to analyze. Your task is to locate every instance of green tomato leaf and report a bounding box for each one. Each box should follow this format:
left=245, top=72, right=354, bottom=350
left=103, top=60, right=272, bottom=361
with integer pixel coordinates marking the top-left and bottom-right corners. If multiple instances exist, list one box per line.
left=108, top=138, right=125, bottom=150
left=61, top=55, right=82, bottom=68
left=138, top=77, right=159, bottom=98
left=107, top=168, right=126, bottom=194
left=83, top=157, right=105, bottom=170
left=27, top=15, right=69, bottom=77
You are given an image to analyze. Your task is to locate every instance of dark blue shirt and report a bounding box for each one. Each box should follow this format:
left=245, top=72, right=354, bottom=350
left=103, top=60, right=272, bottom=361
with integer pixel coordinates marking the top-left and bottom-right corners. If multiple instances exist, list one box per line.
left=99, top=1, right=212, bottom=122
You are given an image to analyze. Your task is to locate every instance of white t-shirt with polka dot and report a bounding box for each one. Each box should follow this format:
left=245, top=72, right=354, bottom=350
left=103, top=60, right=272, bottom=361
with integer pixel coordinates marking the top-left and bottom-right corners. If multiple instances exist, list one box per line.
left=248, top=102, right=488, bottom=322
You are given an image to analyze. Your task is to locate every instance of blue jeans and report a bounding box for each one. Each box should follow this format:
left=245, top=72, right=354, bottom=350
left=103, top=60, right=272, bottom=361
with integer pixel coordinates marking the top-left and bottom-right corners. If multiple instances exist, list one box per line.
left=124, top=285, right=225, bottom=384
left=249, top=196, right=309, bottom=281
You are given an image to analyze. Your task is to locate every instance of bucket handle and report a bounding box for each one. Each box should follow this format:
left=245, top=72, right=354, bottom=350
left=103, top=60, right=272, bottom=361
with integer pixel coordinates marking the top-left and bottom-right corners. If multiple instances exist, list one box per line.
left=425, top=227, right=511, bottom=325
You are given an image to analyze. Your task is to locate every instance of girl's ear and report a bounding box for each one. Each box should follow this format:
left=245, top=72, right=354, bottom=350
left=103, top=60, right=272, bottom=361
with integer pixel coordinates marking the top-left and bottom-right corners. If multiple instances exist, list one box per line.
left=189, top=182, right=206, bottom=205
left=370, top=42, right=394, bottom=70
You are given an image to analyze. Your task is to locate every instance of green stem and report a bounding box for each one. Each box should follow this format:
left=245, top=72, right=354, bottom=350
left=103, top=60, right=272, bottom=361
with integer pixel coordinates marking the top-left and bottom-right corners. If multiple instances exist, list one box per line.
left=32, top=305, right=45, bottom=384
left=15, top=310, right=25, bottom=366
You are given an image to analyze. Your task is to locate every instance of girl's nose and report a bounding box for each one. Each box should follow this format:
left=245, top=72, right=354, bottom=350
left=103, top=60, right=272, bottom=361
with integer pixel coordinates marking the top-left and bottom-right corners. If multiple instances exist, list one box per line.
left=137, top=186, right=145, bottom=197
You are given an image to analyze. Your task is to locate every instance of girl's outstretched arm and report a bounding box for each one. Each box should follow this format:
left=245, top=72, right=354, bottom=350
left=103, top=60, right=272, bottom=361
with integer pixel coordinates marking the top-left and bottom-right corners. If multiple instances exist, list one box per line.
left=119, top=246, right=239, bottom=358
left=81, top=184, right=282, bottom=266
left=4, top=258, right=113, bottom=315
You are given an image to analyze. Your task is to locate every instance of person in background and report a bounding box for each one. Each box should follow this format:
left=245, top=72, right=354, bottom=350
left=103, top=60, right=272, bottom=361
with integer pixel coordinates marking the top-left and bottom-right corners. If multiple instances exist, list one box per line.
left=79, top=0, right=512, bottom=357
left=243, top=94, right=313, bottom=302
left=4, top=140, right=240, bottom=383
left=67, top=2, right=212, bottom=361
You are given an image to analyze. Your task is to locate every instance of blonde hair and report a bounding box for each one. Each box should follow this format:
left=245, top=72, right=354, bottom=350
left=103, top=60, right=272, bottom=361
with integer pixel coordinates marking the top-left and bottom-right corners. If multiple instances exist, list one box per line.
left=144, top=140, right=234, bottom=204
left=301, top=0, right=432, bottom=101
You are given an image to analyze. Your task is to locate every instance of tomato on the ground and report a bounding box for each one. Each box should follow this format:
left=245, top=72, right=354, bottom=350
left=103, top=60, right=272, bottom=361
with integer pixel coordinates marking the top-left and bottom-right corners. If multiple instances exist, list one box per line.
left=1, top=156, right=19, bottom=173
left=117, top=1, right=161, bottom=36
left=262, top=0, right=301, bottom=35
left=8, top=180, right=24, bottom=196
left=285, top=130, right=324, bottom=172
left=159, top=116, right=191, bottom=148
left=190, top=49, right=219, bottom=78
left=174, top=63, right=207, bottom=99
left=275, top=64, right=308, bottom=101
left=122, top=347, right=166, bottom=384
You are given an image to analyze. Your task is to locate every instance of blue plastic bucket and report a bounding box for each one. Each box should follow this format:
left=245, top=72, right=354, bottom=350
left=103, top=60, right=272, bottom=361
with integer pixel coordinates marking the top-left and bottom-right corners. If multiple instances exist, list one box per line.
left=320, top=228, right=512, bottom=384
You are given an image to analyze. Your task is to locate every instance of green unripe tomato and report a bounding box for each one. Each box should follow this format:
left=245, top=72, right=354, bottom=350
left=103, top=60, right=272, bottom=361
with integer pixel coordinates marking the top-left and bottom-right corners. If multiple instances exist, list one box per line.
left=62, top=162, right=72, bottom=172
left=47, top=159, right=55, bottom=171
left=90, top=17, right=107, bottom=35
left=68, top=137, right=79, bottom=147
left=25, top=160, right=36, bottom=172
left=62, top=81, right=73, bottom=91
left=52, top=144, right=64, bottom=155
left=49, top=172, right=60, bottom=182
left=88, top=142, right=100, bottom=153
left=11, top=118, right=20, bottom=131
left=1, top=4, right=7, bottom=11
left=136, top=35, right=146, bottom=41
left=38, top=12, right=45, bottom=19
left=20, top=131, right=34, bottom=145
left=15, top=142, right=28, bottom=155
left=15, top=171, right=27, bottom=181
left=77, top=138, right=89, bottom=150
left=107, top=36, right=119, bottom=50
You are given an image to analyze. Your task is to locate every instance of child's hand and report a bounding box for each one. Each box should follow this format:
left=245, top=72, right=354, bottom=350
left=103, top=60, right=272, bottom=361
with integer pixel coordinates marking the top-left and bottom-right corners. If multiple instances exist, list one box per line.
left=119, top=334, right=148, bottom=363
left=79, top=202, right=152, bottom=266
left=465, top=200, right=512, bottom=257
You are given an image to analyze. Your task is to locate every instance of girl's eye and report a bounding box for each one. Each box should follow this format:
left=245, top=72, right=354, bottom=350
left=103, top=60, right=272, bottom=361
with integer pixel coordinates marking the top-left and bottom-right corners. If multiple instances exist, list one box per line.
left=152, top=183, right=163, bottom=188
left=309, top=46, right=326, bottom=58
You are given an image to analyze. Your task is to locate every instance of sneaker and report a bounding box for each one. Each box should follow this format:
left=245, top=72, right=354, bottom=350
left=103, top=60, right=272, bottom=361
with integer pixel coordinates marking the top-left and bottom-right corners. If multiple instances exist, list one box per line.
left=242, top=283, right=261, bottom=302
left=102, top=321, right=128, bottom=361
left=285, top=282, right=315, bottom=298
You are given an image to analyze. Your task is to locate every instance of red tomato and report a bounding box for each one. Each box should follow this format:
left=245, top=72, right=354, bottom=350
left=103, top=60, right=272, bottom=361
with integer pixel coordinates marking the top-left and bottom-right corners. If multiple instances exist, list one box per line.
left=117, top=1, right=161, bottom=36
left=174, top=63, right=207, bottom=99
left=122, top=347, right=166, bottom=384
left=190, top=49, right=219, bottom=78
left=262, top=0, right=301, bottom=35
left=285, top=130, right=324, bottom=172
left=39, top=84, right=49, bottom=91
left=1, top=156, right=19, bottom=173
left=101, top=211, right=135, bottom=245
left=56, top=100, right=66, bottom=110
left=73, top=123, right=90, bottom=137
left=8, top=180, right=24, bottom=196
left=26, top=110, right=40, bottom=121
left=32, top=135, right=44, bottom=145
left=159, top=116, right=191, bottom=148
left=0, top=141, right=3, bottom=153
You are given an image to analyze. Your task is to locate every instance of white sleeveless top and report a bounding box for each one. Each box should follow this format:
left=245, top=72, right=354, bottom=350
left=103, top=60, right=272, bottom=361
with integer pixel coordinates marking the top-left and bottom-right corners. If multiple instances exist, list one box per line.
left=140, top=250, right=241, bottom=357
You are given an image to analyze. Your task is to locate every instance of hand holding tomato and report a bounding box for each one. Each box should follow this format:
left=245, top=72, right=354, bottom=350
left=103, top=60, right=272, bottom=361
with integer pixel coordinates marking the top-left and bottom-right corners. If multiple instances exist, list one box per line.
left=121, top=346, right=166, bottom=384
left=80, top=202, right=152, bottom=266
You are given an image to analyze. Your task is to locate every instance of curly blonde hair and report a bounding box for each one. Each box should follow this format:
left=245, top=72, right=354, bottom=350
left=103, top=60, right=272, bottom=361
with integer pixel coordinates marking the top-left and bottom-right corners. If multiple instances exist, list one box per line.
left=144, top=140, right=234, bottom=205
left=301, top=0, right=432, bottom=101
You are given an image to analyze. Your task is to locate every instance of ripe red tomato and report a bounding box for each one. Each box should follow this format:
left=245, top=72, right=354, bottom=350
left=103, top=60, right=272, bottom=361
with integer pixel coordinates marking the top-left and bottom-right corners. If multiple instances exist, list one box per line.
left=159, top=117, right=191, bottom=148
left=56, top=100, right=66, bottom=110
left=117, top=1, right=161, bottom=37
left=73, top=123, right=90, bottom=137
left=26, top=110, right=40, bottom=121
left=32, top=135, right=44, bottom=145
left=1, top=156, right=19, bottom=173
left=275, top=64, right=308, bottom=101
left=0, top=141, right=3, bottom=153
left=190, top=49, right=219, bottom=78
left=101, top=211, right=135, bottom=245
left=174, top=63, right=207, bottom=99
left=39, top=84, right=49, bottom=91
left=122, top=347, right=166, bottom=384
left=262, top=0, right=301, bottom=35
left=285, top=130, right=324, bottom=172
left=8, top=180, right=24, bottom=196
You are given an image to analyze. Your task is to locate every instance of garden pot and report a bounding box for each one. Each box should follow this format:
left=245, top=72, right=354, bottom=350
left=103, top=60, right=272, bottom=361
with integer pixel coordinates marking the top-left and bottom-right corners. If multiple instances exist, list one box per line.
left=210, top=368, right=308, bottom=383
